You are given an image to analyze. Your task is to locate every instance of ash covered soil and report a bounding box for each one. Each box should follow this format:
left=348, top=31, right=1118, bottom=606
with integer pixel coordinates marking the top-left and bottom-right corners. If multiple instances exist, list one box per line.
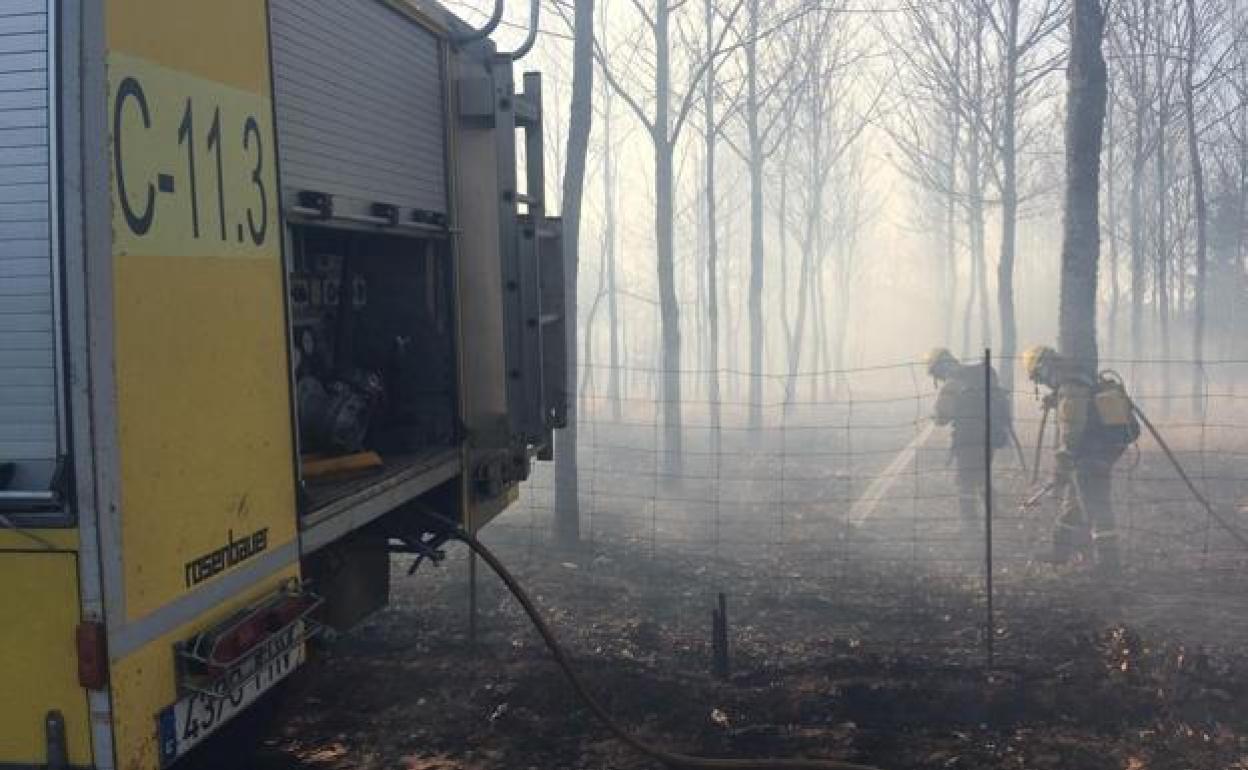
left=257, top=533, right=1248, bottom=770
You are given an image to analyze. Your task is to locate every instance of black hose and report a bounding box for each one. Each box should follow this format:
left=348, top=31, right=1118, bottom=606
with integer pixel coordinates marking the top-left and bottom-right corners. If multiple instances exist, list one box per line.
left=1131, top=404, right=1248, bottom=551
left=1030, top=405, right=1050, bottom=487
left=1008, top=425, right=1028, bottom=475
left=427, top=513, right=884, bottom=770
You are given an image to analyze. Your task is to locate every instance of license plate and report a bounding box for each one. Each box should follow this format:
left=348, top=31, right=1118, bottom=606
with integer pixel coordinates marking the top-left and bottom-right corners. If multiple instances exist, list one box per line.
left=158, top=625, right=304, bottom=767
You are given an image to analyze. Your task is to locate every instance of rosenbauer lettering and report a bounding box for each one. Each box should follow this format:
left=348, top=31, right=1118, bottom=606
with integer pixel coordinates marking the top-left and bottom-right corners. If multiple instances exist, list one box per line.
left=183, top=528, right=269, bottom=588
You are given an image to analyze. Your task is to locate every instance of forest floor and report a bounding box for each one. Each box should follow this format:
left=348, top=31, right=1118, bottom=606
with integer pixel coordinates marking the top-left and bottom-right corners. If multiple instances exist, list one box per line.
left=254, top=532, right=1248, bottom=770
left=245, top=402, right=1248, bottom=770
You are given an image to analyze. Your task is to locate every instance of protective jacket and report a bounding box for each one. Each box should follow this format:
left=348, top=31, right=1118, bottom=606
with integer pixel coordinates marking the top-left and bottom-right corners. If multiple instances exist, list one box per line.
left=933, top=363, right=1010, bottom=449
left=1050, top=365, right=1136, bottom=479
left=1044, top=363, right=1133, bottom=570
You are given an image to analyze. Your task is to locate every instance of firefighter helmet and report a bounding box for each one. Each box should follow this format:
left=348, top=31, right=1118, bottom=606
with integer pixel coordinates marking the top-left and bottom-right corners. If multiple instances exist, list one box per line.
left=924, top=348, right=959, bottom=380
left=1022, top=345, right=1057, bottom=383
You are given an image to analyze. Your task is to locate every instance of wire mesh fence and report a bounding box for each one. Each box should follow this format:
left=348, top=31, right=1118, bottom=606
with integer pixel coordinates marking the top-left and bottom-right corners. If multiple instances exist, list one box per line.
left=485, top=356, right=1248, bottom=669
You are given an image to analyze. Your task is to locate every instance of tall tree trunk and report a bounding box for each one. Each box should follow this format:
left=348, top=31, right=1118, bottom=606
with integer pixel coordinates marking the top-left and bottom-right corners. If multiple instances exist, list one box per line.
left=946, top=99, right=961, bottom=348
left=960, top=16, right=990, bottom=356
left=971, top=23, right=991, bottom=350
left=579, top=79, right=614, bottom=409
left=603, top=74, right=621, bottom=421
left=578, top=234, right=604, bottom=404
left=746, top=0, right=765, bottom=430
left=780, top=137, right=793, bottom=361
left=1183, top=0, right=1207, bottom=413
left=724, top=210, right=737, bottom=396
left=703, top=0, right=722, bottom=449
left=816, top=251, right=832, bottom=398
left=786, top=81, right=821, bottom=408
left=962, top=212, right=976, bottom=357
left=832, top=208, right=852, bottom=383
left=654, top=4, right=683, bottom=471
left=694, top=154, right=707, bottom=400
left=1237, top=0, right=1248, bottom=359
left=1106, top=83, right=1120, bottom=359
left=555, top=0, right=595, bottom=547
left=1156, top=5, right=1172, bottom=401
left=1129, top=103, right=1147, bottom=360
left=812, top=253, right=826, bottom=399
left=1059, top=0, right=1108, bottom=375
left=997, top=0, right=1020, bottom=393
left=656, top=144, right=682, bottom=467
left=973, top=191, right=990, bottom=348
left=946, top=14, right=964, bottom=349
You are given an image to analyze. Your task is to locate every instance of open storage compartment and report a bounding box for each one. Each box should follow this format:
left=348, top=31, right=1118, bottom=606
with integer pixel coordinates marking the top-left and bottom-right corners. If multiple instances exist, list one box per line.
left=267, top=0, right=460, bottom=524
left=288, top=224, right=458, bottom=514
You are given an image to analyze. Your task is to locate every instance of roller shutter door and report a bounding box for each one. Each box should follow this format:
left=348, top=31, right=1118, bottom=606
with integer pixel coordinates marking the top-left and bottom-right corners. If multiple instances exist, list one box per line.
left=269, top=0, right=448, bottom=220
left=0, top=0, right=57, bottom=480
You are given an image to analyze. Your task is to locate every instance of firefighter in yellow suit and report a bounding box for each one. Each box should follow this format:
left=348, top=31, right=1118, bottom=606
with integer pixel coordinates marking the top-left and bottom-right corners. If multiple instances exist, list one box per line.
left=1023, top=346, right=1132, bottom=572
left=926, top=348, right=1008, bottom=533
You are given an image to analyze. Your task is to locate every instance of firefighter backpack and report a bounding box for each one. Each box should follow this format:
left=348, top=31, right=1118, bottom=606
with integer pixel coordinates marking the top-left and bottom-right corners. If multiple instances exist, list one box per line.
left=1091, top=371, right=1141, bottom=449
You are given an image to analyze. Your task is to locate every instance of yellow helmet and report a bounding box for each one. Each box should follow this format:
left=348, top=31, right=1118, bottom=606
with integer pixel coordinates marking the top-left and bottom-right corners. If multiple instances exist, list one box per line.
left=924, top=347, right=959, bottom=378
left=1022, top=345, right=1056, bottom=383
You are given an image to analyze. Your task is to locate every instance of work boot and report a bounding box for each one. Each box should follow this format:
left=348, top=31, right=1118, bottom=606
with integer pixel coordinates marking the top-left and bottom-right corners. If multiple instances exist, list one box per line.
left=1094, top=536, right=1121, bottom=576
left=1049, top=525, right=1077, bottom=565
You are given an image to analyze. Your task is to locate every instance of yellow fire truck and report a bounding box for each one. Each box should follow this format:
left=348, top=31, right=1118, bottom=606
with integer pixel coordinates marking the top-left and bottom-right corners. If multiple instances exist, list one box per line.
left=0, top=1, right=565, bottom=768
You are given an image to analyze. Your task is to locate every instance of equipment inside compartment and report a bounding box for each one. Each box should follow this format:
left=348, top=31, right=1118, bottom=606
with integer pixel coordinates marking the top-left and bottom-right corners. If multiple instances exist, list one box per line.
left=288, top=226, right=456, bottom=490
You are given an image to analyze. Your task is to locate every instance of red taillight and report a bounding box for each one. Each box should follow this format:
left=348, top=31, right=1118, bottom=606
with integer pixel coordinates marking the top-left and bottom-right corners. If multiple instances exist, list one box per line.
left=207, top=594, right=318, bottom=667
left=77, top=621, right=109, bottom=689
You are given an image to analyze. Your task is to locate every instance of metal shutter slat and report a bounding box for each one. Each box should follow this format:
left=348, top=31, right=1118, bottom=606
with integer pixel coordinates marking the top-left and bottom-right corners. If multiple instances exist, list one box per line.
left=0, top=0, right=55, bottom=467
left=269, top=0, right=447, bottom=216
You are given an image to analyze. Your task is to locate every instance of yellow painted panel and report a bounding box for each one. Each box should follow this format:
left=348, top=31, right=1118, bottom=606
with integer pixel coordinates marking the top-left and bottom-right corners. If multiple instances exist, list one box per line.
left=110, top=566, right=300, bottom=770
left=106, top=0, right=296, bottom=618
left=104, top=2, right=301, bottom=769
left=113, top=255, right=297, bottom=620
left=109, top=53, right=279, bottom=259
left=0, top=553, right=92, bottom=766
left=106, top=0, right=272, bottom=95
left=0, top=528, right=77, bottom=551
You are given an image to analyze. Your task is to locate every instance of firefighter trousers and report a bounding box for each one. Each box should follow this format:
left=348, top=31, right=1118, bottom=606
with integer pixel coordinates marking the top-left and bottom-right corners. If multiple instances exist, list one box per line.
left=1053, top=459, right=1120, bottom=570
left=953, top=445, right=993, bottom=532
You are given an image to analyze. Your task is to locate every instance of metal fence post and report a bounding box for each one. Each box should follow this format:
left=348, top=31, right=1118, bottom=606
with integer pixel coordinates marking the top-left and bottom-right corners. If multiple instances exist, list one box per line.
left=983, top=348, right=995, bottom=669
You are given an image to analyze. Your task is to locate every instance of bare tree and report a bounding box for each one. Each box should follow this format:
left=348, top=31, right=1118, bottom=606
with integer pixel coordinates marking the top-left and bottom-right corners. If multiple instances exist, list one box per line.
left=1155, top=0, right=1178, bottom=392
left=555, top=0, right=595, bottom=547
left=576, top=67, right=623, bottom=420
left=595, top=0, right=742, bottom=469
left=1104, top=76, right=1121, bottom=357
left=712, top=0, right=812, bottom=427
left=965, top=11, right=994, bottom=355
left=983, top=0, right=1065, bottom=391
left=828, top=144, right=875, bottom=381
left=883, top=0, right=999, bottom=357
left=603, top=66, right=623, bottom=421
left=780, top=3, right=871, bottom=406
left=699, top=0, right=734, bottom=450
left=1059, top=0, right=1109, bottom=371
left=1107, top=0, right=1155, bottom=361
left=1181, top=0, right=1208, bottom=411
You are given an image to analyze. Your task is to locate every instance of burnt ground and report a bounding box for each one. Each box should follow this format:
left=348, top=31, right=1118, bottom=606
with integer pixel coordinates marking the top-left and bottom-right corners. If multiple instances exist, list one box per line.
left=251, top=394, right=1248, bottom=770
left=254, top=536, right=1248, bottom=770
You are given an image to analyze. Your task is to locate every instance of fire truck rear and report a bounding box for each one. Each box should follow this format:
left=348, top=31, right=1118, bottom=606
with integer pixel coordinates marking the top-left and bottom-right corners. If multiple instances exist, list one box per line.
left=0, top=1, right=564, bottom=768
